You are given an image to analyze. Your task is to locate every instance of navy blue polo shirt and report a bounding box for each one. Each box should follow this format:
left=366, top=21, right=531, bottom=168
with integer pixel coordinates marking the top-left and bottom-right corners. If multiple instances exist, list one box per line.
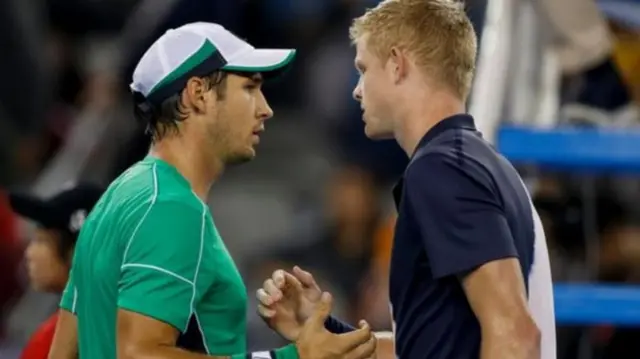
left=389, top=114, right=553, bottom=358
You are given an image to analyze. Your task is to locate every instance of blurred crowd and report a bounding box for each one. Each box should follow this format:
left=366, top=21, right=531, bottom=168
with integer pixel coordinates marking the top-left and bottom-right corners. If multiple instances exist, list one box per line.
left=1, top=0, right=640, bottom=358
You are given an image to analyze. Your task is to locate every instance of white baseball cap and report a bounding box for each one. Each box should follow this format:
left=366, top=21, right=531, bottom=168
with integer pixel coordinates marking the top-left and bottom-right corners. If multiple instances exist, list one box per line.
left=130, top=22, right=296, bottom=105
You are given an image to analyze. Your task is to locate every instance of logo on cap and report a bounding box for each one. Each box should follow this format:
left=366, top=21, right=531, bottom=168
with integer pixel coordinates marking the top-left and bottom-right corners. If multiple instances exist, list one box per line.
left=69, top=210, right=87, bottom=233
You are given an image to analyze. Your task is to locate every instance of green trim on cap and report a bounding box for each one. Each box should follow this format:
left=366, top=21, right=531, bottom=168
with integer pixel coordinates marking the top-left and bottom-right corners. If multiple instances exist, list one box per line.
left=222, top=49, right=296, bottom=72
left=148, top=40, right=219, bottom=96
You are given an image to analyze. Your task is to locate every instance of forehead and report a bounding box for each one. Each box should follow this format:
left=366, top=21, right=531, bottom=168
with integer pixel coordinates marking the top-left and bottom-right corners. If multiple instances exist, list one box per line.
left=34, top=227, right=62, bottom=242
left=355, top=39, right=377, bottom=70
left=354, top=35, right=372, bottom=59
left=226, top=72, right=262, bottom=82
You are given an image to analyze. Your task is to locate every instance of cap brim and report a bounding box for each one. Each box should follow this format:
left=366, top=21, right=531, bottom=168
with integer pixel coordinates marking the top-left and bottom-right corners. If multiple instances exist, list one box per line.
left=9, top=193, right=60, bottom=228
left=223, top=49, right=296, bottom=73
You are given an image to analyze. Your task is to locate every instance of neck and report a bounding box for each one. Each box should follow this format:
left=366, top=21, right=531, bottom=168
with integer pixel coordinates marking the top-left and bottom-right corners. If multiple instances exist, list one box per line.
left=149, top=136, right=224, bottom=201
left=395, top=90, right=466, bottom=157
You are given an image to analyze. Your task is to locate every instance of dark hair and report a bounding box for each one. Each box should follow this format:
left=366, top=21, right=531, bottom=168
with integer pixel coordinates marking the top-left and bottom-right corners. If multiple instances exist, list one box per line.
left=55, top=230, right=77, bottom=264
left=133, top=71, right=228, bottom=142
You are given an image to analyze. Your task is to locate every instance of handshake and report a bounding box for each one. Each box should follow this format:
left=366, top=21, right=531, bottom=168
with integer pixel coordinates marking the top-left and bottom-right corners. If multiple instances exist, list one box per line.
left=255, top=266, right=394, bottom=359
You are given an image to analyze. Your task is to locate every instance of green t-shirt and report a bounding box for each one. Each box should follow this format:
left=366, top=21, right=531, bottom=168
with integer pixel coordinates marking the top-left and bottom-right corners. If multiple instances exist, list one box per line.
left=60, top=156, right=247, bottom=358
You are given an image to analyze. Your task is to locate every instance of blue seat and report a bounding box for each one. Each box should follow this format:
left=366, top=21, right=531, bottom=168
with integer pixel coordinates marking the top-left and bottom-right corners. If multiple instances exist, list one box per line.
left=497, top=125, right=640, bottom=173
left=555, top=284, right=640, bottom=325
left=598, top=0, right=640, bottom=29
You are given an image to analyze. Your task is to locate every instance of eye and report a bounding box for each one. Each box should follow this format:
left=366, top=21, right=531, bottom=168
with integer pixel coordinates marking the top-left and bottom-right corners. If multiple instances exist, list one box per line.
left=244, top=83, right=258, bottom=91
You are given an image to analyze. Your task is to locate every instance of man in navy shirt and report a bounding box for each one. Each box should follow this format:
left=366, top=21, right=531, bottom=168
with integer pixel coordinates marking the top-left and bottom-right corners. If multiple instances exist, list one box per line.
left=255, top=1, right=555, bottom=358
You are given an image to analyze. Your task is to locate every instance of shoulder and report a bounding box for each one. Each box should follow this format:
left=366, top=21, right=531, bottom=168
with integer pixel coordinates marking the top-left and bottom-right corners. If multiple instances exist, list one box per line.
left=20, top=314, right=58, bottom=359
left=406, top=151, right=494, bottom=197
left=404, top=152, right=497, bottom=215
left=132, top=196, right=207, bottom=239
left=408, top=126, right=498, bottom=182
left=120, top=197, right=209, bottom=269
left=109, top=164, right=204, bottom=228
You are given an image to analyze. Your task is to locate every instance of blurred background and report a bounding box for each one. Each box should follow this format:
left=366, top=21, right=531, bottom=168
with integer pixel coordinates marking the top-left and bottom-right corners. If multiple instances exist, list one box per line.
left=1, top=0, right=640, bottom=358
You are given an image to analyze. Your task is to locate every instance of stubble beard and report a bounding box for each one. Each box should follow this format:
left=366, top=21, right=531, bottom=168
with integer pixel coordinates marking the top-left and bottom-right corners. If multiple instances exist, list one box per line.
left=207, top=110, right=254, bottom=168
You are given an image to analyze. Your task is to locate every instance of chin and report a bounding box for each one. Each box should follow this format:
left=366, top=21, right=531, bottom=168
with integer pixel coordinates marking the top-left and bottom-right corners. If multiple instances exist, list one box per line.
left=31, top=280, right=58, bottom=293
left=364, top=124, right=393, bottom=140
left=226, top=148, right=256, bottom=165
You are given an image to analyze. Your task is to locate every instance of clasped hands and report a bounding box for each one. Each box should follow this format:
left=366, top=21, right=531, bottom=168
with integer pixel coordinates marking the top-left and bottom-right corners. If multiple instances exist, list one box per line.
left=255, top=266, right=377, bottom=359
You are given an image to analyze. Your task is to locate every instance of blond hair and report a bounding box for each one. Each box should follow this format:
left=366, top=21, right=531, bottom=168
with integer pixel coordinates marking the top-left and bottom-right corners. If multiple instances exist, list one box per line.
left=350, top=0, right=477, bottom=99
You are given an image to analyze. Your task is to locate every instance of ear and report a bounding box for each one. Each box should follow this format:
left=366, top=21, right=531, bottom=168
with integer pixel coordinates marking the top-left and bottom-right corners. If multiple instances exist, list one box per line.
left=389, top=46, right=407, bottom=84
left=184, top=77, right=208, bottom=113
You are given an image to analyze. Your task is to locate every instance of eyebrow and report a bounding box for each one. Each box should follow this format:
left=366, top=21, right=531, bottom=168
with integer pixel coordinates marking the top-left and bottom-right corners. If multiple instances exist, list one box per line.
left=249, top=73, right=264, bottom=85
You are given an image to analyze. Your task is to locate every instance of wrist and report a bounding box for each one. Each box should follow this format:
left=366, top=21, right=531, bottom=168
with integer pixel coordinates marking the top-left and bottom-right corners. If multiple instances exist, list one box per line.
left=324, top=315, right=356, bottom=334
left=237, top=345, right=298, bottom=359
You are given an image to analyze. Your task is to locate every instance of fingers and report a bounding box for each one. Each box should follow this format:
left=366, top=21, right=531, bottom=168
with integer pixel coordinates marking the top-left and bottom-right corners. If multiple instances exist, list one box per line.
left=307, top=292, right=333, bottom=327
left=336, top=320, right=374, bottom=351
left=344, top=332, right=377, bottom=359
left=274, top=269, right=303, bottom=292
left=256, top=288, right=275, bottom=307
left=257, top=303, right=276, bottom=319
left=257, top=270, right=303, bottom=310
left=293, top=265, right=318, bottom=289
left=262, top=278, right=282, bottom=301
left=272, top=269, right=286, bottom=288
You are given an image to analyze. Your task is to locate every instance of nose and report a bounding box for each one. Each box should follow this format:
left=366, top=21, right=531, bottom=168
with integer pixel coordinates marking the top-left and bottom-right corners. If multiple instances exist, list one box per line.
left=352, top=81, right=362, bottom=102
left=257, top=90, right=274, bottom=121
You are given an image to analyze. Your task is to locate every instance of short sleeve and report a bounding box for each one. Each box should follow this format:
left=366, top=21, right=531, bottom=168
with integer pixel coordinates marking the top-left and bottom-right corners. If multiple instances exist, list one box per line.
left=60, top=258, right=77, bottom=313
left=405, top=155, right=517, bottom=279
left=118, top=199, right=206, bottom=332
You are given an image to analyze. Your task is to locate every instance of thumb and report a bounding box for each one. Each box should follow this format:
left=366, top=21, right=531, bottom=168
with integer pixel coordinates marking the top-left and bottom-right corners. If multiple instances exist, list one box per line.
left=308, top=292, right=332, bottom=327
left=293, top=266, right=318, bottom=288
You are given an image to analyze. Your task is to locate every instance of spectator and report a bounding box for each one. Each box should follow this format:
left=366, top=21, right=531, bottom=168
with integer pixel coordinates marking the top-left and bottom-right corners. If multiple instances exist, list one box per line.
left=0, top=191, right=22, bottom=338
left=8, top=183, right=103, bottom=359
left=538, top=0, right=637, bottom=126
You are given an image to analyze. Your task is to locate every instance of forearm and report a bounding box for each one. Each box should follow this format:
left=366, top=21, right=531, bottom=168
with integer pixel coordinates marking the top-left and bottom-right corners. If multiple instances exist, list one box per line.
left=480, top=330, right=540, bottom=359
left=374, top=332, right=395, bottom=359
left=120, top=344, right=212, bottom=359
left=48, top=309, right=78, bottom=359
left=121, top=344, right=299, bottom=359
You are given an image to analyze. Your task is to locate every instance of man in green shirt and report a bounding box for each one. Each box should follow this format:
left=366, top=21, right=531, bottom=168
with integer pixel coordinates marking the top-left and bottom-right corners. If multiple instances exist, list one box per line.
left=48, top=22, right=376, bottom=359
